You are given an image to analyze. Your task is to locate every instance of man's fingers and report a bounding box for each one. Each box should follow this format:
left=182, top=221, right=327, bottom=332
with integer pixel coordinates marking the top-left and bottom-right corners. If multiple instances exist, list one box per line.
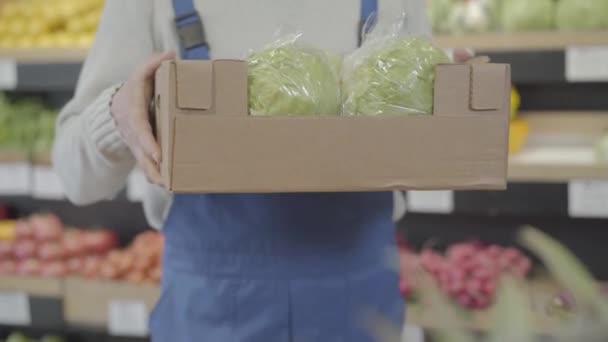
left=453, top=48, right=475, bottom=63
left=135, top=150, right=164, bottom=186
left=130, top=112, right=161, bottom=164
left=140, top=51, right=176, bottom=80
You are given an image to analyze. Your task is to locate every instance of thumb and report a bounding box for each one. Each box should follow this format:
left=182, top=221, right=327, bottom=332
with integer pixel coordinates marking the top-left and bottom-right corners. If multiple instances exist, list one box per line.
left=140, top=51, right=176, bottom=79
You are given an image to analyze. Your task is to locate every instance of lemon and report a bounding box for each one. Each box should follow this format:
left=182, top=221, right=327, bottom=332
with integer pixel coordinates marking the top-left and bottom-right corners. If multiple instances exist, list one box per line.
left=510, top=87, right=521, bottom=121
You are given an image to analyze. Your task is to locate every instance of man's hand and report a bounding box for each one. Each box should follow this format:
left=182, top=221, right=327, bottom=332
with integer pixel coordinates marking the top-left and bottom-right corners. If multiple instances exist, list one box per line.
left=111, top=51, right=176, bottom=186
left=452, top=48, right=475, bottom=63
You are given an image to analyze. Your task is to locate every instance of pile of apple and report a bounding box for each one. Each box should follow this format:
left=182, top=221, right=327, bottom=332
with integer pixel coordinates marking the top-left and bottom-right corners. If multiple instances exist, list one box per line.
left=398, top=237, right=532, bottom=310
left=95, top=231, right=163, bottom=285
left=0, top=213, right=117, bottom=278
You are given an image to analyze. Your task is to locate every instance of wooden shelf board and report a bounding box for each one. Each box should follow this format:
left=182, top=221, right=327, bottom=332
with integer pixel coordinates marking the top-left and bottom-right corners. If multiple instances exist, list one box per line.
left=435, top=31, right=608, bottom=51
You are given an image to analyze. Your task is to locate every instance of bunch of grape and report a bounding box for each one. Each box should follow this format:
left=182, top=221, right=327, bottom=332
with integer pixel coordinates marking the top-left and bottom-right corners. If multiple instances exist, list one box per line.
left=419, top=242, right=532, bottom=310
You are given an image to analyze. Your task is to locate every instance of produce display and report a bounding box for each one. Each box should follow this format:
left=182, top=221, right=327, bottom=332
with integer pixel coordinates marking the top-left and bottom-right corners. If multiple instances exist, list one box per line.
left=500, top=0, right=555, bottom=33
left=0, top=94, right=57, bottom=157
left=556, top=0, right=608, bottom=31
left=94, top=230, right=163, bottom=284
left=0, top=214, right=163, bottom=284
left=342, top=36, right=449, bottom=115
left=247, top=34, right=342, bottom=116
left=397, top=237, right=532, bottom=310
left=3, top=332, right=65, bottom=342
left=428, top=0, right=608, bottom=34
left=0, top=0, right=103, bottom=49
left=0, top=214, right=118, bottom=278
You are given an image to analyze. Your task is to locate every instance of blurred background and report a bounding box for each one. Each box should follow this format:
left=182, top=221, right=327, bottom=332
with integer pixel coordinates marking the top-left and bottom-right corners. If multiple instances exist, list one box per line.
left=0, top=0, right=608, bottom=341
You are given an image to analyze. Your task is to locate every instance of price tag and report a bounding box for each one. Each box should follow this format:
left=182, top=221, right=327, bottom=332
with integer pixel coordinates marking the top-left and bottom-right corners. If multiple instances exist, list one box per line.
left=0, top=292, right=31, bottom=326
left=0, top=59, right=17, bottom=90
left=32, top=166, right=64, bottom=200
left=566, top=46, right=608, bottom=82
left=568, top=180, right=608, bottom=218
left=407, top=191, right=454, bottom=214
left=127, top=169, right=147, bottom=202
left=402, top=324, right=425, bottom=342
left=108, top=300, right=149, bottom=337
left=0, top=163, right=30, bottom=195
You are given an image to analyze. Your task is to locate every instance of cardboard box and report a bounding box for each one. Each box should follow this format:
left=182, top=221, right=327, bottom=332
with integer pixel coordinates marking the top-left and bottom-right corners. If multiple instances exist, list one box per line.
left=155, top=60, right=510, bottom=193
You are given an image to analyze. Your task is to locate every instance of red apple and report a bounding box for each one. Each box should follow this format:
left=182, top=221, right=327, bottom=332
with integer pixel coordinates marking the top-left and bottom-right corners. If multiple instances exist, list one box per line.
left=14, top=219, right=34, bottom=240
left=0, top=260, right=16, bottom=275
left=83, top=230, right=118, bottom=254
left=13, top=239, right=36, bottom=259
left=62, top=229, right=86, bottom=258
left=81, top=255, right=102, bottom=278
left=38, top=242, right=66, bottom=261
left=0, top=240, right=13, bottom=259
left=16, top=259, right=41, bottom=276
left=66, top=257, right=83, bottom=274
left=40, top=261, right=67, bottom=278
left=30, top=213, right=63, bottom=242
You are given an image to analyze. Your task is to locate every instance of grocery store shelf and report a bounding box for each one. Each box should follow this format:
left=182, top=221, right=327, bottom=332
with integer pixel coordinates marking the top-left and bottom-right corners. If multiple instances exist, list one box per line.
left=508, top=111, right=608, bottom=182
left=0, top=48, right=88, bottom=64
left=0, top=275, right=62, bottom=298
left=0, top=49, right=84, bottom=92
left=435, top=31, right=608, bottom=51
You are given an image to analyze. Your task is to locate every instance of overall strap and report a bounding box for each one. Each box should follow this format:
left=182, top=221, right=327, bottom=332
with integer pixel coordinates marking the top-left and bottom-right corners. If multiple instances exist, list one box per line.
left=172, top=0, right=210, bottom=60
left=359, top=0, right=378, bottom=46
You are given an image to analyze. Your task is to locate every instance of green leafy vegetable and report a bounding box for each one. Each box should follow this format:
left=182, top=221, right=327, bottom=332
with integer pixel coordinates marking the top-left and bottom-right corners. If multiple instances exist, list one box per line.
left=247, top=35, right=341, bottom=116
left=556, top=0, right=608, bottom=31
left=500, top=0, right=555, bottom=32
left=342, top=36, right=449, bottom=115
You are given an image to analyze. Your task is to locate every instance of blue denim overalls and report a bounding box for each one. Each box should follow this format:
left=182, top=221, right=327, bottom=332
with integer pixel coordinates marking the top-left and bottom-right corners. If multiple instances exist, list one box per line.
left=149, top=1, right=404, bottom=341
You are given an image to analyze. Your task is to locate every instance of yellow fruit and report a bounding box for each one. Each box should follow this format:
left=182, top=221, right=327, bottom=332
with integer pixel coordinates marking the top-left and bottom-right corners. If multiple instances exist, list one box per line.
left=510, top=87, right=521, bottom=121
left=16, top=36, right=36, bottom=49
left=76, top=33, right=94, bottom=48
left=509, top=119, right=529, bottom=154
left=66, top=18, right=85, bottom=33
left=27, top=21, right=50, bottom=36
left=0, top=220, right=16, bottom=241
left=35, top=34, right=55, bottom=48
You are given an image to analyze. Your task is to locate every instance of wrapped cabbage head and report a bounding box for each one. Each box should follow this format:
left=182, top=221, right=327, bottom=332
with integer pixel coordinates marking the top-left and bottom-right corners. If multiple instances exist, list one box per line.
left=428, top=0, right=454, bottom=34
left=342, top=37, right=450, bottom=115
left=501, top=0, right=555, bottom=32
left=556, top=0, right=608, bottom=31
left=446, top=0, right=502, bottom=34
left=248, top=40, right=341, bottom=116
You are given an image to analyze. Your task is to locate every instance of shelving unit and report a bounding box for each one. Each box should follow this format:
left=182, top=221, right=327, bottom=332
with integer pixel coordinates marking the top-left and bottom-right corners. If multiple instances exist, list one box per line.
left=1, top=20, right=608, bottom=339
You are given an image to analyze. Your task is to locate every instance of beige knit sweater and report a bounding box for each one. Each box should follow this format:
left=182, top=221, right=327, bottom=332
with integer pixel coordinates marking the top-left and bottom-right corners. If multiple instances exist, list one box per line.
left=52, top=0, right=430, bottom=228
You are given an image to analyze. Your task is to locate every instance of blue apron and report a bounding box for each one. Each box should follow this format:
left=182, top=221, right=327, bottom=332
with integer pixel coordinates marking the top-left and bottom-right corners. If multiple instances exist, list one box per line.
left=149, top=1, right=404, bottom=341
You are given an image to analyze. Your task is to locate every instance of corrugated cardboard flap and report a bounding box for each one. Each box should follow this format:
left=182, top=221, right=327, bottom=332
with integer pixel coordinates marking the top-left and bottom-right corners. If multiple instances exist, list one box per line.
left=470, top=63, right=508, bottom=111
left=176, top=60, right=213, bottom=110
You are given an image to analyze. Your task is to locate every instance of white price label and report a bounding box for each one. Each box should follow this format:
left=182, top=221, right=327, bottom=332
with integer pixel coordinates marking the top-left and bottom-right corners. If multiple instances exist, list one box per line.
left=32, top=166, right=64, bottom=200
left=0, top=292, right=31, bottom=326
left=568, top=180, right=608, bottom=218
left=108, top=300, right=149, bottom=337
left=566, top=46, right=608, bottom=82
left=0, top=59, right=17, bottom=90
left=0, top=163, right=30, bottom=195
left=407, top=191, right=454, bottom=214
left=402, top=324, right=425, bottom=342
left=127, top=169, right=147, bottom=202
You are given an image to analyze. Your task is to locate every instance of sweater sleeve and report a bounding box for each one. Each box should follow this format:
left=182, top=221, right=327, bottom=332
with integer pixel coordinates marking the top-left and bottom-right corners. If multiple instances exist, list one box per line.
left=52, top=0, right=156, bottom=205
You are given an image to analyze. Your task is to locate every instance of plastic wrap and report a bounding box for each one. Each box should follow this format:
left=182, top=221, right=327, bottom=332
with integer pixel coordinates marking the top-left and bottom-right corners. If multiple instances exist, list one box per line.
left=342, top=8, right=450, bottom=116
left=247, top=33, right=342, bottom=116
left=556, top=0, right=608, bottom=31
left=500, top=0, right=554, bottom=33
